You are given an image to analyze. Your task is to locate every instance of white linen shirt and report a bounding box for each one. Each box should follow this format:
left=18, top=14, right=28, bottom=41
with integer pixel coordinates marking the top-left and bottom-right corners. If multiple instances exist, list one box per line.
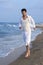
left=19, top=15, right=35, bottom=32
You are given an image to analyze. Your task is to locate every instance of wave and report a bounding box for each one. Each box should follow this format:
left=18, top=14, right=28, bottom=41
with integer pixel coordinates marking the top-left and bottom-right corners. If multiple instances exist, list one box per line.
left=0, top=48, right=14, bottom=57
left=6, top=24, right=18, bottom=27
left=0, top=24, right=18, bottom=28
left=12, top=25, right=17, bottom=27
left=0, top=28, right=42, bottom=57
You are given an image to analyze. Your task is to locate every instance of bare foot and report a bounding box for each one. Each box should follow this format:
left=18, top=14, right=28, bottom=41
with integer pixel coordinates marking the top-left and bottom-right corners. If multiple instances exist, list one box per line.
left=25, top=52, right=30, bottom=58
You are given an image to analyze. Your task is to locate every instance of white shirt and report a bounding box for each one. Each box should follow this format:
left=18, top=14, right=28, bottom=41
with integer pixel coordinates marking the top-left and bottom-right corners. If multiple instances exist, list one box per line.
left=19, top=15, right=35, bottom=32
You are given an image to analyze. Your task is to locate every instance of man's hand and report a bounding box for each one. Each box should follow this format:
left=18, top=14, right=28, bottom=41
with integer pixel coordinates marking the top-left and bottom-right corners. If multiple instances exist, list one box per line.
left=19, top=27, right=22, bottom=29
left=33, top=27, right=36, bottom=30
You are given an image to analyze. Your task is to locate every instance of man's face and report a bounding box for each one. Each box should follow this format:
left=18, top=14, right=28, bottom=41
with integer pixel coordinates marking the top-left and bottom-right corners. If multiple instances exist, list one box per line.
left=22, top=11, right=27, bottom=16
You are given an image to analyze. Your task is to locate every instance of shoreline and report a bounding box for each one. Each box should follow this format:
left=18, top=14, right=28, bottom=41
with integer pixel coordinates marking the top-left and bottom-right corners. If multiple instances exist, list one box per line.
left=0, top=28, right=43, bottom=65
left=9, top=32, right=43, bottom=65
left=0, top=25, right=43, bottom=57
left=0, top=45, right=26, bottom=65
left=0, top=28, right=42, bottom=58
left=36, top=24, right=43, bottom=28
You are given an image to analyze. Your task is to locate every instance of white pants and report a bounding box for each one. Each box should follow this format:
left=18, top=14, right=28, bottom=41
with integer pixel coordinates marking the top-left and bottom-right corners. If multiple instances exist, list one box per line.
left=23, top=30, right=31, bottom=46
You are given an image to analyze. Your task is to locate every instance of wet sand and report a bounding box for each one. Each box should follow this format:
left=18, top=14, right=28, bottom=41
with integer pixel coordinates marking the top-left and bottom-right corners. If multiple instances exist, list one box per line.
left=9, top=32, right=43, bottom=65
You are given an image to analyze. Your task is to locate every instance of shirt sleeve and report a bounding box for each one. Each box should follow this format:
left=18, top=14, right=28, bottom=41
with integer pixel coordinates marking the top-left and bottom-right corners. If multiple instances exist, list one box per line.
left=30, top=16, right=36, bottom=28
left=19, top=19, right=22, bottom=27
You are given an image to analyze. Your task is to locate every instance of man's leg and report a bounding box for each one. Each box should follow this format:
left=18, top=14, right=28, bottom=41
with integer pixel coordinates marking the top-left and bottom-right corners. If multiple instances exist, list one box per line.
left=25, top=45, right=30, bottom=58
left=23, top=31, right=31, bottom=58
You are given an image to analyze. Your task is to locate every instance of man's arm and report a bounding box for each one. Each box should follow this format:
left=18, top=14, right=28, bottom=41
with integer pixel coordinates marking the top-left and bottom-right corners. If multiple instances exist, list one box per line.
left=30, top=16, right=36, bottom=30
left=19, top=20, right=22, bottom=29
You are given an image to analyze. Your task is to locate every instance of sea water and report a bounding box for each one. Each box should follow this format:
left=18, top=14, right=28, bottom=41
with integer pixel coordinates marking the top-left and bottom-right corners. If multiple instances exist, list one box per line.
left=0, top=22, right=42, bottom=57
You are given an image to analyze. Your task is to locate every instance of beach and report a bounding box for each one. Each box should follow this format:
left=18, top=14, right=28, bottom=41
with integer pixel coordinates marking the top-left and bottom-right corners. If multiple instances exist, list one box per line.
left=9, top=31, right=43, bottom=65
left=0, top=23, right=43, bottom=65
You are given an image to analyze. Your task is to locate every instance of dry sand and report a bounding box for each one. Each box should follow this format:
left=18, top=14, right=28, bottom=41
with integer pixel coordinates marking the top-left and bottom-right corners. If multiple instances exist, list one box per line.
left=9, top=32, right=43, bottom=65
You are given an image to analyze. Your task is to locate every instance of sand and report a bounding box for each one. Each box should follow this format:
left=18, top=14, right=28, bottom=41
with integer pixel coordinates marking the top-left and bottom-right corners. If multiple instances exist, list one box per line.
left=9, top=32, right=43, bottom=65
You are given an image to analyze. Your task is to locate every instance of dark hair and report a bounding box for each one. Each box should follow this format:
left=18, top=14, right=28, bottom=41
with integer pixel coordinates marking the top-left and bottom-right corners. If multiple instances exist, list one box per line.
left=21, top=8, right=27, bottom=12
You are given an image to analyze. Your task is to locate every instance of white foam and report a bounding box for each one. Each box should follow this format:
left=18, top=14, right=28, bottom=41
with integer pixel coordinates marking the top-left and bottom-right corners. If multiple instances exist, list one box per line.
left=7, top=24, right=17, bottom=28
left=7, top=24, right=12, bottom=27
left=12, top=25, right=17, bottom=27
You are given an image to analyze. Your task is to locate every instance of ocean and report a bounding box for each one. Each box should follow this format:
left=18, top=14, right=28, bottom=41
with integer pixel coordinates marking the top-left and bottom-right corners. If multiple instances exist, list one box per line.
left=0, top=22, right=42, bottom=57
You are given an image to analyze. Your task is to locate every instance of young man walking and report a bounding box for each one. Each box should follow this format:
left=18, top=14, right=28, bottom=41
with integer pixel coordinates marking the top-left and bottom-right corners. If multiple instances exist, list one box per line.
left=19, top=8, right=36, bottom=58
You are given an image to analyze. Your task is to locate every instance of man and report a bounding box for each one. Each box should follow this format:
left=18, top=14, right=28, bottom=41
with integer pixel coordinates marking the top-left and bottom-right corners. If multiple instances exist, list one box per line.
left=19, top=8, right=36, bottom=58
